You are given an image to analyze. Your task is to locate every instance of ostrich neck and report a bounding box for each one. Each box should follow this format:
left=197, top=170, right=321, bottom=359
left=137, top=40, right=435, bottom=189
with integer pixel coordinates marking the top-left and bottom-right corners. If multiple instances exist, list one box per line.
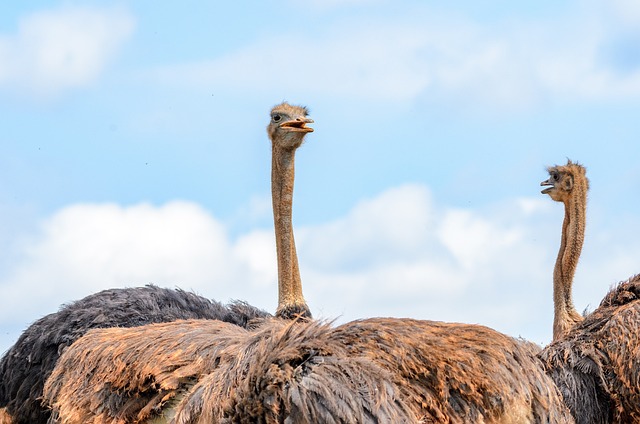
left=552, top=189, right=586, bottom=341
left=271, top=145, right=307, bottom=318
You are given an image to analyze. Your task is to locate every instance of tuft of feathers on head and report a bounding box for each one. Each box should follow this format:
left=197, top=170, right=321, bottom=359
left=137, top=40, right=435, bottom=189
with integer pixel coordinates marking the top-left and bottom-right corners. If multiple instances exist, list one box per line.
left=270, top=102, right=309, bottom=117
left=546, top=159, right=589, bottom=190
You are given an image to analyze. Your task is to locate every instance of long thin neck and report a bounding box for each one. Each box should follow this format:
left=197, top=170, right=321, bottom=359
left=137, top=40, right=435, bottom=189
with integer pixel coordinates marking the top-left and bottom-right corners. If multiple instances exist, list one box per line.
left=271, top=145, right=310, bottom=319
left=552, top=187, right=586, bottom=341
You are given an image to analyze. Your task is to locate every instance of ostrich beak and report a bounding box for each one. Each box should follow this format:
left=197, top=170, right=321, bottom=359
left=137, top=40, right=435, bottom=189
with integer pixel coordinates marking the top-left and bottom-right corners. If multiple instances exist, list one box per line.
left=281, top=118, right=314, bottom=133
left=540, top=179, right=554, bottom=194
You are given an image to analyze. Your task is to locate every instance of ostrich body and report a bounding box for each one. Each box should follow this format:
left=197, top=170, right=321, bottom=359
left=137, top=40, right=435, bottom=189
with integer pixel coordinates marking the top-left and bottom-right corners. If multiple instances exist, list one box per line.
left=0, top=102, right=313, bottom=424
left=540, top=160, right=588, bottom=341
left=540, top=274, right=640, bottom=423
left=44, top=316, right=573, bottom=423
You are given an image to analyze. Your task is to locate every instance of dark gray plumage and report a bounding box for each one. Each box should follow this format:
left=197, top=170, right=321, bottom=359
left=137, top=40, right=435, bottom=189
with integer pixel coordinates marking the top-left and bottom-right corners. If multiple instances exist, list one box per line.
left=0, top=285, right=269, bottom=424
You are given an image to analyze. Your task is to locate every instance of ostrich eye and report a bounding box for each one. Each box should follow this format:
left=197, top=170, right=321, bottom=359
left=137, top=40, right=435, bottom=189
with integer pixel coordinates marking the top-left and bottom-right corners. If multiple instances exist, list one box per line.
left=272, top=114, right=282, bottom=123
left=552, top=173, right=559, bottom=181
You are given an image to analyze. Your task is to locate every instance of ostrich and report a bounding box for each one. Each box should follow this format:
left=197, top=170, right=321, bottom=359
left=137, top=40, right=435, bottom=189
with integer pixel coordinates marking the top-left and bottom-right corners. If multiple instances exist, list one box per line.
left=540, top=160, right=588, bottom=341
left=0, top=102, right=313, bottom=424
left=537, top=162, right=640, bottom=422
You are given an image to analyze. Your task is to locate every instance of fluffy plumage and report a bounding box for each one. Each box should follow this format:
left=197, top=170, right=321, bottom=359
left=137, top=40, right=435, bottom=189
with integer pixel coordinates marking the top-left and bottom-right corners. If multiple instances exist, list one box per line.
left=44, top=319, right=415, bottom=424
left=0, top=408, right=12, bottom=424
left=331, top=318, right=574, bottom=424
left=0, top=285, right=269, bottom=424
left=540, top=274, right=640, bottom=424
left=44, top=316, right=575, bottom=423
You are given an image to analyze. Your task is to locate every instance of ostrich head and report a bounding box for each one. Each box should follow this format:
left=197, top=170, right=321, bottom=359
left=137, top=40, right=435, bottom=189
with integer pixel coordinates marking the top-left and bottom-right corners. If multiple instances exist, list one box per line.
left=267, top=103, right=314, bottom=149
left=540, top=160, right=589, bottom=203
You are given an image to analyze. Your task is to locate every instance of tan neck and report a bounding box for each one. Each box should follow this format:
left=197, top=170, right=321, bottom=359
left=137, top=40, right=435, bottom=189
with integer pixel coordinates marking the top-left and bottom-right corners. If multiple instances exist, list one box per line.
left=271, top=145, right=310, bottom=319
left=552, top=184, right=586, bottom=341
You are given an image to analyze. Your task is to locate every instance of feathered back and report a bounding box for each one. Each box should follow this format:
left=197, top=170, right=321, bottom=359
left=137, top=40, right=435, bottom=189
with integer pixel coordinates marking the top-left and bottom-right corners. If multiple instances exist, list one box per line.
left=44, top=318, right=416, bottom=423
left=174, top=319, right=416, bottom=423
left=331, top=318, right=574, bottom=424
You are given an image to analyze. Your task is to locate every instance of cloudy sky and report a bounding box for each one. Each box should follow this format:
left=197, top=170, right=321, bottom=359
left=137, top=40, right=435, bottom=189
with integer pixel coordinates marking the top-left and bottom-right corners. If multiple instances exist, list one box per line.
left=1, top=1, right=639, bottom=354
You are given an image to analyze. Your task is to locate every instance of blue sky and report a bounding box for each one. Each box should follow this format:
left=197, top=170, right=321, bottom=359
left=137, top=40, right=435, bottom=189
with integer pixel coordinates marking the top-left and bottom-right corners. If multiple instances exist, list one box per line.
left=1, top=0, right=640, bottom=353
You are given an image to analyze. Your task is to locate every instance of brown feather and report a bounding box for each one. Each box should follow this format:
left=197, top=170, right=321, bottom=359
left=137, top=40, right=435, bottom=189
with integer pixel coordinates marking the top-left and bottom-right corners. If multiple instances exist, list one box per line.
left=44, top=319, right=415, bottom=423
left=45, top=317, right=574, bottom=423
left=540, top=274, right=640, bottom=423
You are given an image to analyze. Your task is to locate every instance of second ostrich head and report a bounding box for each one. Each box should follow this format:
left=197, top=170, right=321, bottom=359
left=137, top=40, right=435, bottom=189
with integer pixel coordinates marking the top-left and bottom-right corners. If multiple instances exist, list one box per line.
left=541, top=159, right=589, bottom=341
left=267, top=102, right=313, bottom=320
left=540, top=161, right=589, bottom=203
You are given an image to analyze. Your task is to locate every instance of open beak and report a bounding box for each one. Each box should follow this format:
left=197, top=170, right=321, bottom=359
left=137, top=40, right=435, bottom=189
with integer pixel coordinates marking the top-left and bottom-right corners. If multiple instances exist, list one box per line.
left=281, top=118, right=314, bottom=133
left=540, top=178, right=553, bottom=194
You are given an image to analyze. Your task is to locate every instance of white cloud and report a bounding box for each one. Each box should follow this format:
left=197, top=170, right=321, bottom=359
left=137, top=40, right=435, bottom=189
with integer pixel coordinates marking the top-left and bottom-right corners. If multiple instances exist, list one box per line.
left=151, top=4, right=640, bottom=108
left=0, top=202, right=278, bottom=331
left=298, top=185, right=435, bottom=270
left=1, top=184, right=639, bottom=354
left=0, top=6, right=134, bottom=97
